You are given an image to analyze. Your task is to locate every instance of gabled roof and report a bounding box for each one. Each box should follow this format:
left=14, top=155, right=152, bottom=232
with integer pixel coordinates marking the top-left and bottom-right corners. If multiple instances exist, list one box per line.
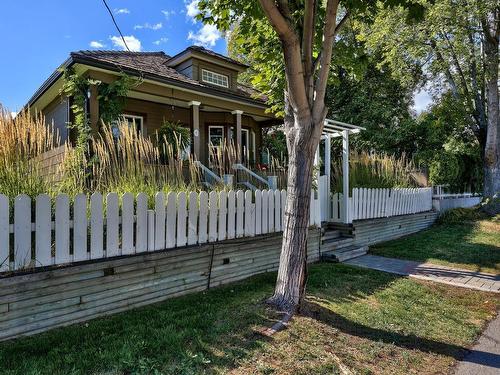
left=27, top=48, right=267, bottom=110
left=169, top=45, right=249, bottom=69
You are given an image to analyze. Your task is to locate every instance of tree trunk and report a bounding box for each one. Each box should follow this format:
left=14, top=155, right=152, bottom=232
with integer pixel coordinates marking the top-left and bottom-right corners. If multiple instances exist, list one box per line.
left=482, top=23, right=499, bottom=198
left=269, top=113, right=321, bottom=313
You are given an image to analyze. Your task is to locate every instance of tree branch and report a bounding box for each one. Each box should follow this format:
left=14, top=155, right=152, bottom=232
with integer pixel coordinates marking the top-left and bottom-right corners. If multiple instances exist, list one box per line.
left=335, top=11, right=349, bottom=35
left=312, top=11, right=349, bottom=73
left=259, top=0, right=296, bottom=40
left=303, top=0, right=316, bottom=105
left=312, top=0, right=341, bottom=122
left=259, top=0, right=309, bottom=113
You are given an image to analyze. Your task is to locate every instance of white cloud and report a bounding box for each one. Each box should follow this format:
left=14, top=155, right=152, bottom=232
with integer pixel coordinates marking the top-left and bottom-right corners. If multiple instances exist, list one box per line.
left=153, top=37, right=168, bottom=46
left=188, top=24, right=221, bottom=47
left=161, top=10, right=175, bottom=19
left=10, top=112, right=17, bottom=119
left=114, top=8, right=130, bottom=14
left=134, top=22, right=162, bottom=30
left=185, top=0, right=200, bottom=22
left=89, top=41, right=105, bottom=48
left=109, top=35, right=142, bottom=52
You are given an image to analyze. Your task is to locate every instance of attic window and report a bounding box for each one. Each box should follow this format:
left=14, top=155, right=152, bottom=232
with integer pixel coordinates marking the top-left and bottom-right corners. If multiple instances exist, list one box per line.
left=202, top=69, right=229, bottom=88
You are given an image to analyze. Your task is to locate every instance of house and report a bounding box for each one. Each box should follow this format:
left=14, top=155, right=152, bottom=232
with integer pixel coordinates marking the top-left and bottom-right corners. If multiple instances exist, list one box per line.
left=26, top=46, right=279, bottom=169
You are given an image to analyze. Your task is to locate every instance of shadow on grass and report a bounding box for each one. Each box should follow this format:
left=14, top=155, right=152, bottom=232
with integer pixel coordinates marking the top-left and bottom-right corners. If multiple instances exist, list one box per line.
left=0, top=263, right=496, bottom=374
left=370, top=221, right=500, bottom=274
left=301, top=300, right=499, bottom=368
left=0, top=273, right=279, bottom=375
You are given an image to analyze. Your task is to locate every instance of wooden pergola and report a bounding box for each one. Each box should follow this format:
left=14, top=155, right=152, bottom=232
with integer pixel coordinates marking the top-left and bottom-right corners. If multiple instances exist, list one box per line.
left=316, top=119, right=365, bottom=223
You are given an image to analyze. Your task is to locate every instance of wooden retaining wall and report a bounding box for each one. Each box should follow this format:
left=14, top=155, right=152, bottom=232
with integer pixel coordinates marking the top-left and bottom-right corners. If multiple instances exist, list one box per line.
left=0, top=229, right=321, bottom=341
left=352, top=211, right=438, bottom=246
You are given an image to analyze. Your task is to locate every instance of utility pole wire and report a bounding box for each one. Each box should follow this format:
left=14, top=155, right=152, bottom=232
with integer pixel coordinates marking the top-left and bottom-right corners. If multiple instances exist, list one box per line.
left=101, top=0, right=130, bottom=52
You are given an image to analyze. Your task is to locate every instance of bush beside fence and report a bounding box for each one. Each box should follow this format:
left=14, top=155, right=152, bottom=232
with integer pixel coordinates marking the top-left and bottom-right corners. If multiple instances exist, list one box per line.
left=0, top=189, right=322, bottom=274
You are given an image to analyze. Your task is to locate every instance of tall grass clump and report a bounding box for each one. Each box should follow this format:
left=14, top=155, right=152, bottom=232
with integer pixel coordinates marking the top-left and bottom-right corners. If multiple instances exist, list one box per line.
left=0, top=108, right=61, bottom=200
left=331, top=150, right=418, bottom=192
left=88, top=122, right=200, bottom=200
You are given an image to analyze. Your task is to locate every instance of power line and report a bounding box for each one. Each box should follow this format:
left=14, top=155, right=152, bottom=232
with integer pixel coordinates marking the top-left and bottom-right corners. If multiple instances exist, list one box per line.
left=101, top=0, right=130, bottom=52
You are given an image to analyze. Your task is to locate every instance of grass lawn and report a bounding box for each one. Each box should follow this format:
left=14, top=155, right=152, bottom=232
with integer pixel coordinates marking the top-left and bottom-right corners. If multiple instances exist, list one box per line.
left=370, top=216, right=500, bottom=274
left=1, top=263, right=498, bottom=375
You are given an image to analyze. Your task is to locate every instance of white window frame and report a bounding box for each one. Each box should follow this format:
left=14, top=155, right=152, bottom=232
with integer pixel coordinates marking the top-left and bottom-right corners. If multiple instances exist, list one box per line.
left=112, top=114, right=144, bottom=138
left=201, top=69, right=229, bottom=88
left=121, top=114, right=144, bottom=133
left=251, top=130, right=256, bottom=164
left=241, top=128, right=250, bottom=163
left=208, top=125, right=225, bottom=146
left=208, top=125, right=225, bottom=167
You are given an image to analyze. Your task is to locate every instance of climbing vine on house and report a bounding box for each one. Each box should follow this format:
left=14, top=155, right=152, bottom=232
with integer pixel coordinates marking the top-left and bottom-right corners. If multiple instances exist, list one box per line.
left=59, top=68, right=139, bottom=191
left=60, top=68, right=139, bottom=147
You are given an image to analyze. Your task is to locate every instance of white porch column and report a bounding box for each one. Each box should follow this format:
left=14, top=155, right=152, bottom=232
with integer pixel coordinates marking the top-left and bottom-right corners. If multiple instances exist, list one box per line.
left=324, top=134, right=331, bottom=219
left=314, top=143, right=320, bottom=183
left=342, top=130, right=351, bottom=223
left=232, top=110, right=243, bottom=162
left=189, top=101, right=201, bottom=160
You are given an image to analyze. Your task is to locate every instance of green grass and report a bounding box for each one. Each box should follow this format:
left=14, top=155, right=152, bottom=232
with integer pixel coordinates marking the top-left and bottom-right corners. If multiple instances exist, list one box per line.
left=370, top=217, right=500, bottom=274
left=1, top=263, right=498, bottom=375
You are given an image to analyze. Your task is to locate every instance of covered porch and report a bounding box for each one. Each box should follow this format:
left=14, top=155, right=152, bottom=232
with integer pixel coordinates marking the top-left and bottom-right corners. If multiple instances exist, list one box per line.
left=84, top=69, right=278, bottom=169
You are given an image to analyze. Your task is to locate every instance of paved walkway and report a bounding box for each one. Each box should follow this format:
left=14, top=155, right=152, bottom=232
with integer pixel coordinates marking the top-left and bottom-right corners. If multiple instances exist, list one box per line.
left=344, top=255, right=500, bottom=293
left=454, top=313, right=500, bottom=374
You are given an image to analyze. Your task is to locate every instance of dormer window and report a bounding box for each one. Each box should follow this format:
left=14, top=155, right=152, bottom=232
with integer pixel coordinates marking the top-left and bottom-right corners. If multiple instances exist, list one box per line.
left=202, top=69, right=229, bottom=88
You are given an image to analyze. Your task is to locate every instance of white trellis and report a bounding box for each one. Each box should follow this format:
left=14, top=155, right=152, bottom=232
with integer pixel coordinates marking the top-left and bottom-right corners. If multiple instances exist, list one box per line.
left=316, top=119, right=365, bottom=223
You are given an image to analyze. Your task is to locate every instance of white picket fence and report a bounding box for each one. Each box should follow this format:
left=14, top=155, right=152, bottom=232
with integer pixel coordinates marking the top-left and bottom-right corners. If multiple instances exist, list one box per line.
left=0, top=189, right=321, bottom=273
left=330, top=187, right=433, bottom=222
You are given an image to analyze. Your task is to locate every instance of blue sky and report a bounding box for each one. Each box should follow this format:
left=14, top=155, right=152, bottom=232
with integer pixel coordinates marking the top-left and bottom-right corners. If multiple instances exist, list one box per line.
left=0, top=0, right=226, bottom=112
left=0, top=0, right=431, bottom=114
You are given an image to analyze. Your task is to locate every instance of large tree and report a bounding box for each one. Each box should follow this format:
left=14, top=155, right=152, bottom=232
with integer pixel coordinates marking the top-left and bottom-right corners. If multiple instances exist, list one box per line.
left=198, top=0, right=423, bottom=313
left=358, top=0, right=499, bottom=196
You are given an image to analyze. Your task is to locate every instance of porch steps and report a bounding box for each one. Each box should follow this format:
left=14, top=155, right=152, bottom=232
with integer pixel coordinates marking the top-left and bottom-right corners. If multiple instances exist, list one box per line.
left=325, top=222, right=355, bottom=237
left=320, top=225, right=367, bottom=262
left=321, top=245, right=369, bottom=262
left=322, top=229, right=342, bottom=242
left=322, top=236, right=354, bottom=249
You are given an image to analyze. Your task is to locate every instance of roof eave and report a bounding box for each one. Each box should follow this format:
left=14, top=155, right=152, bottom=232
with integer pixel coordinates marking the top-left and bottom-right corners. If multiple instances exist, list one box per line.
left=25, top=56, right=74, bottom=111
left=71, top=54, right=268, bottom=108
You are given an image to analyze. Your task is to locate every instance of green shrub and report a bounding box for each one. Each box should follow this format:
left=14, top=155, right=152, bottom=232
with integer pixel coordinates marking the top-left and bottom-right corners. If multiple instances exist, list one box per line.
left=436, top=207, right=487, bottom=225
left=429, top=152, right=461, bottom=187
left=156, top=120, right=191, bottom=161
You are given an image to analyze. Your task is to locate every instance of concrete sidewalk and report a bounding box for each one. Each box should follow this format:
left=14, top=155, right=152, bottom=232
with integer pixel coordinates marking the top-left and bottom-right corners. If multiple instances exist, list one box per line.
left=344, top=255, right=500, bottom=293
left=454, top=314, right=500, bottom=375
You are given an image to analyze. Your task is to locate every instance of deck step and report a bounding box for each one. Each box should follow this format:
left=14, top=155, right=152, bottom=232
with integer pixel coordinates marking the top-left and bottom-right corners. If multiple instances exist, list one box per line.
left=321, top=236, right=354, bottom=248
left=321, top=230, right=342, bottom=242
left=325, top=222, right=355, bottom=237
left=321, top=245, right=368, bottom=262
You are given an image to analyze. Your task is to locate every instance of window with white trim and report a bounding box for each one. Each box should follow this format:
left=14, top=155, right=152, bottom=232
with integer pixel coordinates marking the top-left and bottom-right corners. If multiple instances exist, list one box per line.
left=201, top=69, right=229, bottom=88
left=209, top=125, right=224, bottom=147
left=208, top=125, right=225, bottom=167
left=111, top=114, right=144, bottom=138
